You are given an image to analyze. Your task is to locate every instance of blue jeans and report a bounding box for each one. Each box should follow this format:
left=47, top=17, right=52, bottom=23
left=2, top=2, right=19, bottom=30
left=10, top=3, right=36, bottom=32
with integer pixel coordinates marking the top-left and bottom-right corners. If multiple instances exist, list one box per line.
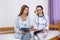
left=21, top=32, right=31, bottom=40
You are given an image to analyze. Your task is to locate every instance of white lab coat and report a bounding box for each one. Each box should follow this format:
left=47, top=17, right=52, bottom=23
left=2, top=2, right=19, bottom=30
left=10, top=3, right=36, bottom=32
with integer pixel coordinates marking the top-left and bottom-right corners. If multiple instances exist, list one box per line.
left=33, top=14, right=49, bottom=40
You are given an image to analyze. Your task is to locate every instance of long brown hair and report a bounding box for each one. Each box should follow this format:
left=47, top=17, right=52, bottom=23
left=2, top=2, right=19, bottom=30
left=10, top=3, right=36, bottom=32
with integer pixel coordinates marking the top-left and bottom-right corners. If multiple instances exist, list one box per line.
left=18, top=5, right=29, bottom=16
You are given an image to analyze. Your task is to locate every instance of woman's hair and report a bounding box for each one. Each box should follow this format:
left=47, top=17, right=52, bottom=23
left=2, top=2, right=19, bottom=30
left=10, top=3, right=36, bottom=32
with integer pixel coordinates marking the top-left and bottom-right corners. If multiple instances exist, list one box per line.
left=18, top=5, right=29, bottom=16
left=36, top=5, right=44, bottom=15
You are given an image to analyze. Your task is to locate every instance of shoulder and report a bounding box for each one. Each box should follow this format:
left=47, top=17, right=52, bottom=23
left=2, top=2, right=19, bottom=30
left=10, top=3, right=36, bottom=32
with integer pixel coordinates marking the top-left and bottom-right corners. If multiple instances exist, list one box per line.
left=44, top=14, right=49, bottom=18
left=34, top=14, right=38, bottom=18
left=44, top=14, right=49, bottom=21
left=15, top=16, right=21, bottom=21
left=27, top=16, right=30, bottom=20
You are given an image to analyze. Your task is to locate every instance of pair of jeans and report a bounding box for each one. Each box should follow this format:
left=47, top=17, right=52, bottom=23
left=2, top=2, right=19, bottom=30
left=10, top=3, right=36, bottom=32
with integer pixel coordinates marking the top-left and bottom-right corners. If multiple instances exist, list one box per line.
left=21, top=32, right=31, bottom=40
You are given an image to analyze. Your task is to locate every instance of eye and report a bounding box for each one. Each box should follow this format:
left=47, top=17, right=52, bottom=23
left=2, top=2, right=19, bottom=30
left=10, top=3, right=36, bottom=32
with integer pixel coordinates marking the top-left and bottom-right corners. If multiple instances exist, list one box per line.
left=37, top=10, right=39, bottom=11
left=37, top=9, right=41, bottom=11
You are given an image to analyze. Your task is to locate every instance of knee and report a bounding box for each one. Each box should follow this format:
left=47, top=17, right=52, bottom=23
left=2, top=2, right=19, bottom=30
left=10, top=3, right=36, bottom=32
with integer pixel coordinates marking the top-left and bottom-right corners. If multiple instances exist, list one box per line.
left=24, top=32, right=31, bottom=38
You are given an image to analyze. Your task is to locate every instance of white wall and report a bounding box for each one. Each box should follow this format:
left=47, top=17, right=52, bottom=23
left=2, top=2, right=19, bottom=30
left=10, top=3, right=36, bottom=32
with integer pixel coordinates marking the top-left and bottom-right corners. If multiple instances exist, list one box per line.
left=0, top=0, right=48, bottom=28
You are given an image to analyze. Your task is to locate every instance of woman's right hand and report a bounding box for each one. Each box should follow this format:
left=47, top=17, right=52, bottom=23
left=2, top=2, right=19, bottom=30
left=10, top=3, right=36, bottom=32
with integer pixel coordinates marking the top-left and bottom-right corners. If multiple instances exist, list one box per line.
left=31, top=25, right=38, bottom=31
left=22, top=31, right=26, bottom=35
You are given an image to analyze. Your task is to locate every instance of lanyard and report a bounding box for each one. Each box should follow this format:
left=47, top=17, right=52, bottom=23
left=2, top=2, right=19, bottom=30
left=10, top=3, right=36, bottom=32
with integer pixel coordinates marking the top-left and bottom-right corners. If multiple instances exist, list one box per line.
left=37, top=16, right=39, bottom=28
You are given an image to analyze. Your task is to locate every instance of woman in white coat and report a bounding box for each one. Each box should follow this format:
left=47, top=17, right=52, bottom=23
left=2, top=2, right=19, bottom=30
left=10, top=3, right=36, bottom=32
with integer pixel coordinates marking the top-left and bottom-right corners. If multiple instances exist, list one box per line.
left=33, top=5, right=49, bottom=40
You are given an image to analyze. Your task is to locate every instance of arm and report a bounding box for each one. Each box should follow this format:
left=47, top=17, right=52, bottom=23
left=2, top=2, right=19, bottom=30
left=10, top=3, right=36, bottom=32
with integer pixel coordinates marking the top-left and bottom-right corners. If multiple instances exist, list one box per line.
left=31, top=16, right=38, bottom=31
left=44, top=14, right=49, bottom=32
left=14, top=17, right=21, bottom=33
left=14, top=17, right=22, bottom=39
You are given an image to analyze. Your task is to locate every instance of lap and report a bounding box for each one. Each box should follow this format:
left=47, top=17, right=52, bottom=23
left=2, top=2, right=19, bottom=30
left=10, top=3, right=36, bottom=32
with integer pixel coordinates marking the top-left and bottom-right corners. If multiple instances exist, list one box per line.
left=21, top=32, right=31, bottom=40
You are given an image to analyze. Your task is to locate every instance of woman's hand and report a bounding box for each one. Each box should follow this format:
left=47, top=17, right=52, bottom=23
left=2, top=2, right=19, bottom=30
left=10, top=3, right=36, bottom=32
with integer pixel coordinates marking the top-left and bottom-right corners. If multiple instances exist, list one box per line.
left=22, top=31, right=26, bottom=35
left=42, top=29, right=47, bottom=33
left=31, top=26, right=34, bottom=31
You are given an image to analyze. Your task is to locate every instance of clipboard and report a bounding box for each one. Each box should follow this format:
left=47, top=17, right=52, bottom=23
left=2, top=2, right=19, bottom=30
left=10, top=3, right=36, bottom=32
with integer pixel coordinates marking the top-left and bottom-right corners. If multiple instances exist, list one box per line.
left=19, top=28, right=31, bottom=32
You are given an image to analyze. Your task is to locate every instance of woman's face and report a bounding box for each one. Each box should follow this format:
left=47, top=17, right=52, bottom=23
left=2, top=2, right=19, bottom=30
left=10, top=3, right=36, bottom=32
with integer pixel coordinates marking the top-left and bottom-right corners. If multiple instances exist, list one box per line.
left=36, top=7, right=43, bottom=15
left=23, top=7, right=29, bottom=15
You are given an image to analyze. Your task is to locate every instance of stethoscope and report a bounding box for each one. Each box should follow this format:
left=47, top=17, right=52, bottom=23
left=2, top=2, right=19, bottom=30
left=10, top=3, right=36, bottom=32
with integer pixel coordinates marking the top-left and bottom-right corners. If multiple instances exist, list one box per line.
left=35, top=15, right=47, bottom=29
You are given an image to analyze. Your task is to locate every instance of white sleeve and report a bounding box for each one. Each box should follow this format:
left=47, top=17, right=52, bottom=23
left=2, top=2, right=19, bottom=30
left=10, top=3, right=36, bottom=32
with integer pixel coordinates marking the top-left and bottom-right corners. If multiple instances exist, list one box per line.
left=14, top=17, right=21, bottom=33
left=14, top=17, right=22, bottom=39
left=44, top=14, right=49, bottom=30
left=32, top=16, right=38, bottom=29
